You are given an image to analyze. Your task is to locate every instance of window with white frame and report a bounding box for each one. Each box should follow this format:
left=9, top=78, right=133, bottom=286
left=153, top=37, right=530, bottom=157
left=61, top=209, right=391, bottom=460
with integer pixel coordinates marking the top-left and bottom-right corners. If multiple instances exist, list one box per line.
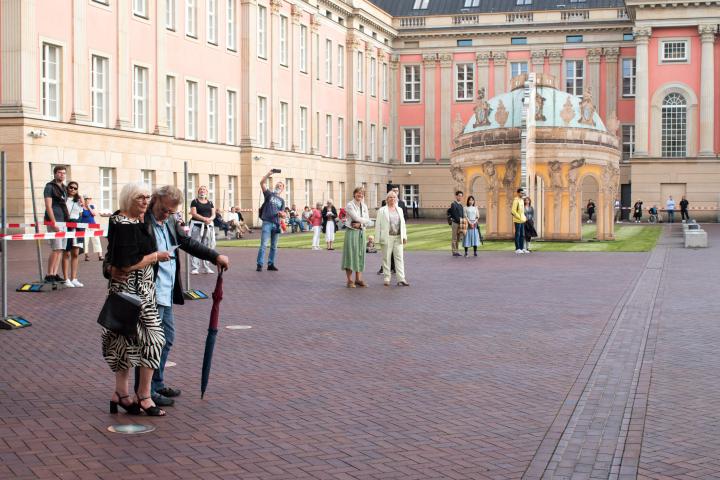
left=300, top=107, right=308, bottom=152
left=257, top=96, right=267, bottom=147
left=132, top=66, right=148, bottom=131
left=661, top=40, right=688, bottom=63
left=403, top=184, right=419, bottom=207
left=357, top=121, right=363, bottom=159
left=208, top=175, right=217, bottom=203
left=338, top=118, right=344, bottom=158
left=456, top=63, right=474, bottom=101
left=337, top=45, right=345, bottom=87
left=187, top=173, right=197, bottom=206
left=186, top=0, right=196, bottom=37
left=382, top=62, right=388, bottom=100
left=661, top=93, right=687, bottom=157
left=227, top=0, right=236, bottom=50
left=186, top=80, right=198, bottom=139
left=41, top=43, right=61, bottom=120
left=227, top=176, right=237, bottom=207
left=207, top=0, right=217, bottom=44
left=372, top=183, right=379, bottom=207
left=341, top=182, right=348, bottom=204
left=621, top=124, right=634, bottom=162
left=226, top=90, right=236, bottom=145
left=166, top=76, right=176, bottom=136
left=300, top=25, right=308, bottom=72
left=280, top=102, right=288, bottom=150
left=622, top=58, right=636, bottom=96
left=404, top=128, right=421, bottom=163
left=315, top=33, right=320, bottom=81
left=280, top=16, right=288, bottom=65
left=510, top=61, right=528, bottom=79
left=325, top=39, right=332, bottom=83
left=166, top=0, right=176, bottom=30
left=91, top=55, right=109, bottom=127
left=284, top=178, right=293, bottom=205
left=565, top=60, right=584, bottom=96
left=207, top=86, right=218, bottom=142
left=257, top=5, right=267, bottom=58
left=326, top=181, right=333, bottom=201
left=370, top=57, right=377, bottom=96
left=382, top=127, right=388, bottom=162
left=325, top=115, right=332, bottom=157
left=404, top=65, right=421, bottom=102
left=99, top=167, right=114, bottom=212
left=370, top=124, right=376, bottom=162
left=304, top=179, right=312, bottom=206
left=141, top=169, right=154, bottom=190
left=356, top=51, right=364, bottom=92
left=133, top=0, right=147, bottom=17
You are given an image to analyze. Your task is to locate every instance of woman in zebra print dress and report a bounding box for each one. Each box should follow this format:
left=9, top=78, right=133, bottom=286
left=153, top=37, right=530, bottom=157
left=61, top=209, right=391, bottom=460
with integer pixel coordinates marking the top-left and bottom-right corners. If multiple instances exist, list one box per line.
left=102, top=182, right=169, bottom=416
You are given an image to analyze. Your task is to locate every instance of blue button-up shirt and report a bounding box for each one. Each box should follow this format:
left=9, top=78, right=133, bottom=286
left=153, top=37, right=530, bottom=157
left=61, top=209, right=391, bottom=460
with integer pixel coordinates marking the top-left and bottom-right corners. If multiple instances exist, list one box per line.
left=151, top=213, right=176, bottom=307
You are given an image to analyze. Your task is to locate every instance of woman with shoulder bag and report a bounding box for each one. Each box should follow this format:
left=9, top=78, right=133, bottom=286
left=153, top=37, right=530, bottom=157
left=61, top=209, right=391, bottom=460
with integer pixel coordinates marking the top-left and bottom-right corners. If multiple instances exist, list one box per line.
left=101, top=182, right=171, bottom=417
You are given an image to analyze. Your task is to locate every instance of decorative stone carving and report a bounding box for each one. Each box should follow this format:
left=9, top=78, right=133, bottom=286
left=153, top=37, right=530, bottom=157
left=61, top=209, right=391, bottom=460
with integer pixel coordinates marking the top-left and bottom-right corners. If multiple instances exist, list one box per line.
left=291, top=4, right=303, bottom=23
left=549, top=161, right=563, bottom=191
left=560, top=97, right=575, bottom=125
left=606, top=111, right=619, bottom=138
left=482, top=161, right=498, bottom=209
left=270, top=0, right=281, bottom=14
left=439, top=53, right=453, bottom=68
left=603, top=47, right=620, bottom=62
left=495, top=99, right=509, bottom=127
left=452, top=113, right=465, bottom=145
left=577, top=88, right=596, bottom=126
left=531, top=50, right=545, bottom=66
left=602, top=162, right=620, bottom=199
left=310, top=15, right=321, bottom=31
left=587, top=48, right=602, bottom=64
left=492, top=51, right=507, bottom=66
left=547, top=49, right=563, bottom=64
left=502, top=157, right=518, bottom=189
left=476, top=51, right=491, bottom=66
left=568, top=158, right=586, bottom=212
left=535, top=91, right=547, bottom=122
left=376, top=48, right=386, bottom=62
left=422, top=53, right=437, bottom=67
left=632, top=26, right=652, bottom=41
left=450, top=165, right=466, bottom=191
left=698, top=24, right=718, bottom=42
left=473, top=87, right=492, bottom=127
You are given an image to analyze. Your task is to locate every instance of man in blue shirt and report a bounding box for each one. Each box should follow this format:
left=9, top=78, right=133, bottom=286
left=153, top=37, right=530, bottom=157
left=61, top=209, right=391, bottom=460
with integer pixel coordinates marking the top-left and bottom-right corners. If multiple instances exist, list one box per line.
left=256, top=170, right=286, bottom=272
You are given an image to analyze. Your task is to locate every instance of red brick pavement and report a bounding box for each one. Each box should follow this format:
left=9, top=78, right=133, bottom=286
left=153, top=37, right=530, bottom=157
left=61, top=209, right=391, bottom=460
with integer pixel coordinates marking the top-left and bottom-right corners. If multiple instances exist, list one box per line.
left=0, top=238, right=661, bottom=479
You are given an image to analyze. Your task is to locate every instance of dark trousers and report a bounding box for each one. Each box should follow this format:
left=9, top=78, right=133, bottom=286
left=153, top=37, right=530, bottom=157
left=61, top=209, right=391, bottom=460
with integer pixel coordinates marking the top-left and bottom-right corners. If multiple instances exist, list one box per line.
left=681, top=209, right=689, bottom=220
left=667, top=210, right=674, bottom=223
left=514, top=223, right=525, bottom=250
left=412, top=207, right=419, bottom=218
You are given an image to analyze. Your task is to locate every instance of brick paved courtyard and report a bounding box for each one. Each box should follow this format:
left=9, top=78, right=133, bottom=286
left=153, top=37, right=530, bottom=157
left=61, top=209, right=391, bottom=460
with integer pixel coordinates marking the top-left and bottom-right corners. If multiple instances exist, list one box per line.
left=1, top=225, right=718, bottom=480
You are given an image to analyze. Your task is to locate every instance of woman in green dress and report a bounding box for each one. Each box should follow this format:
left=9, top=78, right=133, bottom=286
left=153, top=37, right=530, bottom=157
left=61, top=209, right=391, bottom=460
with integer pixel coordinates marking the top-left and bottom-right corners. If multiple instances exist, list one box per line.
left=342, top=187, right=371, bottom=288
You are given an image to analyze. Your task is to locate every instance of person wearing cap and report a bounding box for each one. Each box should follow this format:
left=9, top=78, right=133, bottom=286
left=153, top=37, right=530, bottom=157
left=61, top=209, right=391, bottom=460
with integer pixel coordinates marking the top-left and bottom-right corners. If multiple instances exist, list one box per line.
left=511, top=188, right=527, bottom=254
left=81, top=196, right=103, bottom=261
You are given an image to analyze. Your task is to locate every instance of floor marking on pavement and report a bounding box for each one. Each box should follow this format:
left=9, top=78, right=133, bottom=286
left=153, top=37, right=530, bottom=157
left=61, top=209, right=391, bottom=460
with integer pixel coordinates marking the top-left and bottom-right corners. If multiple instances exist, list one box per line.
left=107, top=424, right=155, bottom=435
left=166, top=361, right=176, bottom=367
left=226, top=325, right=252, bottom=330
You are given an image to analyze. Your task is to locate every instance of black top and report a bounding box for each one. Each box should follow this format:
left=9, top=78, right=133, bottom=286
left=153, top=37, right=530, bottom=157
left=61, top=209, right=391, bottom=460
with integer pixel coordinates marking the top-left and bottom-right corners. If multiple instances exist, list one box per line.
left=680, top=199, right=689, bottom=210
left=107, top=218, right=154, bottom=270
left=191, top=199, right=214, bottom=219
left=43, top=181, right=68, bottom=222
left=321, top=206, right=338, bottom=232
left=447, top=201, right=464, bottom=223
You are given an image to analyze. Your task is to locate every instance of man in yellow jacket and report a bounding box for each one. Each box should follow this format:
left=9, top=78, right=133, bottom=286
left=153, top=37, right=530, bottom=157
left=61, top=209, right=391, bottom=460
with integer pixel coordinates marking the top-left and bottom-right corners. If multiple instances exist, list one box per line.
left=511, top=188, right=527, bottom=254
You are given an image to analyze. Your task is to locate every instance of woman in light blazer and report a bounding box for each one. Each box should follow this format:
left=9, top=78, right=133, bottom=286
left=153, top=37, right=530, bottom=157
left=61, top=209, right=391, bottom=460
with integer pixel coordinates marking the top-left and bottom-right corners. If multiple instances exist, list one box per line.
left=375, top=191, right=409, bottom=287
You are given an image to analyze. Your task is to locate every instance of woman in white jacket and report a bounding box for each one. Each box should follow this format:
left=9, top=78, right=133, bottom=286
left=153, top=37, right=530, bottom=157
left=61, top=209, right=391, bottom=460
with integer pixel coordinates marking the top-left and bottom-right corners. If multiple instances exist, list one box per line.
left=375, top=191, right=409, bottom=287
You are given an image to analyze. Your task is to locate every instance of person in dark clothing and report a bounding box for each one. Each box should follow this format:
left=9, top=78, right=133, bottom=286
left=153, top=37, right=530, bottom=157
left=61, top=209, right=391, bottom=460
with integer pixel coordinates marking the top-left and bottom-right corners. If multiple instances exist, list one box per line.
left=256, top=170, right=286, bottom=271
left=680, top=196, right=689, bottom=222
left=447, top=191, right=465, bottom=257
left=214, top=211, right=231, bottom=238
left=412, top=200, right=419, bottom=219
left=43, top=165, right=69, bottom=283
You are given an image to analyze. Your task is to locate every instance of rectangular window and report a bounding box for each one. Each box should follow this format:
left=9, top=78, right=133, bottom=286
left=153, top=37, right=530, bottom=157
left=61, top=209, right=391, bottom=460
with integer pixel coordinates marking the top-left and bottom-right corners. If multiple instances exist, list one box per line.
left=91, top=55, right=109, bottom=126
left=257, top=5, right=267, bottom=58
left=661, top=40, right=688, bottom=62
left=465, top=0, right=480, bottom=7
left=356, top=51, right=364, bottom=92
left=227, top=0, right=236, bottom=50
left=304, top=179, right=312, bottom=207
left=623, top=33, right=634, bottom=42
left=226, top=90, right=236, bottom=144
left=133, top=0, right=147, bottom=17
left=326, top=181, right=333, bottom=201
left=279, top=102, right=288, bottom=150
left=280, top=16, right=288, bottom=66
left=456, top=63, right=474, bottom=101
left=166, top=0, right=176, bottom=29
left=284, top=178, right=293, bottom=205
left=208, top=175, right=217, bottom=203
left=186, top=0, right=196, bottom=37
left=382, top=62, right=388, bottom=100
left=338, top=117, right=344, bottom=158
left=511, top=37, right=527, bottom=45
left=566, top=35, right=583, bottom=43
left=404, top=128, right=421, bottom=163
left=370, top=124, right=376, bottom=162
left=356, top=121, right=363, bottom=159
left=565, top=60, right=584, bottom=96
left=186, top=80, right=198, bottom=139
left=141, top=169, right=154, bottom=190
left=300, top=25, right=308, bottom=72
left=621, top=124, right=635, bottom=162
left=325, top=39, right=332, bottom=83
left=370, top=57, right=377, bottom=96
left=325, top=114, right=332, bottom=157
left=166, top=76, right=176, bottom=135
left=339, top=182, right=346, bottom=204
left=99, top=167, right=114, bottom=212
left=207, top=86, right=218, bottom=142
left=315, top=33, right=320, bottom=81
left=227, top=176, right=237, bottom=208
left=300, top=106, right=308, bottom=153
left=510, top=61, right=528, bottom=78
left=337, top=45, right=345, bottom=87
left=413, top=0, right=429, bottom=8
left=41, top=43, right=61, bottom=120
left=457, top=39, right=472, bottom=47
left=382, top=127, right=388, bottom=162
left=622, top=58, right=636, bottom=97
left=403, top=185, right=419, bottom=207
left=257, top=96, right=267, bottom=147
left=404, top=65, right=421, bottom=102
left=132, top=66, right=148, bottom=131
left=186, top=173, right=197, bottom=206
left=206, top=0, right=217, bottom=44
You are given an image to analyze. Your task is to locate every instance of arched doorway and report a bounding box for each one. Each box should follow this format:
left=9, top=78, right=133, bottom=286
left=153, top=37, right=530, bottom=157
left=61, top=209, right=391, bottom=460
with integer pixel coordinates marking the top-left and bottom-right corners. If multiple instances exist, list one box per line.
left=469, top=175, right=488, bottom=223
left=580, top=175, right=600, bottom=240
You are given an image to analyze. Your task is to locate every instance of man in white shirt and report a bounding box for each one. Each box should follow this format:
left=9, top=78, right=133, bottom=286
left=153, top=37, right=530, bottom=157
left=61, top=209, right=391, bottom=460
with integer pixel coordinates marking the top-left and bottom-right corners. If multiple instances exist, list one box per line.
left=665, top=196, right=676, bottom=223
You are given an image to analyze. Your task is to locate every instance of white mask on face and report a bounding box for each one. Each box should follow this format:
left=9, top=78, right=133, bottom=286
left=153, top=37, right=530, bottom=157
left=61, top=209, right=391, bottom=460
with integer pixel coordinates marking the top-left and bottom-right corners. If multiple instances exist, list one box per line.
left=273, top=188, right=281, bottom=194
left=199, top=193, right=207, bottom=199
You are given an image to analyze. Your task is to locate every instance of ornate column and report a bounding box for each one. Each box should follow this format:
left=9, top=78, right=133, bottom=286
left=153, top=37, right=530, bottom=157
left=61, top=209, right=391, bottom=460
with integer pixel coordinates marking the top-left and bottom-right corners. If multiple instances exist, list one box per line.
left=290, top=4, right=302, bottom=151
left=604, top=47, right=620, bottom=120
left=155, top=0, right=169, bottom=135
left=345, top=33, right=360, bottom=159
left=633, top=26, right=651, bottom=157
left=492, top=51, right=507, bottom=95
left=439, top=53, right=453, bottom=162
left=310, top=15, right=321, bottom=154
left=240, top=0, right=258, bottom=146
left=587, top=48, right=602, bottom=107
left=422, top=53, right=437, bottom=163
left=531, top=50, right=545, bottom=73
left=269, top=0, right=281, bottom=147
left=116, top=0, right=131, bottom=128
left=547, top=49, right=563, bottom=82
left=71, top=0, right=89, bottom=123
left=476, top=51, right=490, bottom=92
left=389, top=55, right=399, bottom=163
left=0, top=0, right=38, bottom=114
left=698, top=24, right=717, bottom=156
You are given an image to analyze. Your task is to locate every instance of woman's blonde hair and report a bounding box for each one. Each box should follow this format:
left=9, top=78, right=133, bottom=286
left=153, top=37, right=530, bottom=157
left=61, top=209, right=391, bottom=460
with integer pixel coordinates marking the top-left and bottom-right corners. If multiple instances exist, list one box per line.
left=385, top=191, right=398, bottom=200
left=119, top=182, right=151, bottom=212
left=352, top=186, right=365, bottom=196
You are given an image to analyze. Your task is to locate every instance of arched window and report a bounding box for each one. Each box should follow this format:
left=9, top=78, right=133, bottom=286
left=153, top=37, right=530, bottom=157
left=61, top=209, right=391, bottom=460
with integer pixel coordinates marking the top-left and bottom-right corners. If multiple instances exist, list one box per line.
left=661, top=93, right=687, bottom=157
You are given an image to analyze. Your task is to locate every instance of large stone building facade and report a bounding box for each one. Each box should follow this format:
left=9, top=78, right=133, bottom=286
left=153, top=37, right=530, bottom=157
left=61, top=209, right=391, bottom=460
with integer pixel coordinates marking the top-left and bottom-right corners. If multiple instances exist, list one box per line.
left=0, top=0, right=718, bottom=223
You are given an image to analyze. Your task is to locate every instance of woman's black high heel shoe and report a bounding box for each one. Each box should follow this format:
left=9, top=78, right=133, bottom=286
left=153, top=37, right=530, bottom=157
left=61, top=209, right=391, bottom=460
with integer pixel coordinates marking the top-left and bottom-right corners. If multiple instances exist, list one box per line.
left=110, top=392, right=141, bottom=415
left=138, top=396, right=166, bottom=417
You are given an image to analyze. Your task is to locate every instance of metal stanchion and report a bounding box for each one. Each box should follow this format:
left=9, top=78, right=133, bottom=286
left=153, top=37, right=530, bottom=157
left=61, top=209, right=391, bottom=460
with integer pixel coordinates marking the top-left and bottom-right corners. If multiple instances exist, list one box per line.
left=182, top=160, right=206, bottom=300
left=28, top=162, right=44, bottom=281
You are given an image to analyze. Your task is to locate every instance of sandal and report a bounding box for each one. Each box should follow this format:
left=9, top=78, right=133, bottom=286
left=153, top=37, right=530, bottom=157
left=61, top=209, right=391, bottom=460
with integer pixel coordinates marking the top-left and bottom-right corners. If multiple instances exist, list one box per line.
left=110, top=392, right=140, bottom=415
left=355, top=280, right=368, bottom=288
left=138, top=396, right=166, bottom=416
left=346, top=281, right=356, bottom=288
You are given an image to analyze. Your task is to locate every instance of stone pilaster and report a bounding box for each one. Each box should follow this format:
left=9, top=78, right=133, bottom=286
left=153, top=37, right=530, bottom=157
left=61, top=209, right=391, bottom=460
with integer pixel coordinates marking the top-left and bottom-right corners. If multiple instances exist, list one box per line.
left=476, top=51, right=490, bottom=93
left=290, top=4, right=302, bottom=151
left=587, top=48, right=602, bottom=107
left=310, top=15, right=320, bottom=154
left=492, top=51, right=507, bottom=96
left=269, top=0, right=281, bottom=148
left=364, top=46, right=372, bottom=161
left=240, top=0, right=258, bottom=146
left=155, top=0, right=169, bottom=135
left=531, top=50, right=545, bottom=72
left=632, top=26, right=651, bottom=157
left=547, top=49, right=563, bottom=82
left=116, top=0, right=131, bottom=129
left=422, top=53, right=437, bottom=163
left=698, top=24, right=717, bottom=156
left=345, top=33, right=361, bottom=159
left=439, top=53, right=453, bottom=161
left=0, top=0, right=38, bottom=115
left=603, top=47, right=620, bottom=121
left=389, top=55, right=399, bottom=164
left=71, top=0, right=89, bottom=123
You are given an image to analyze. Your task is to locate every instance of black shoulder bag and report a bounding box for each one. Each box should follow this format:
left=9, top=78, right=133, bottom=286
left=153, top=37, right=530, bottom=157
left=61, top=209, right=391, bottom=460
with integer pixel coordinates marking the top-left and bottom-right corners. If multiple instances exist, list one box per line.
left=97, top=271, right=142, bottom=338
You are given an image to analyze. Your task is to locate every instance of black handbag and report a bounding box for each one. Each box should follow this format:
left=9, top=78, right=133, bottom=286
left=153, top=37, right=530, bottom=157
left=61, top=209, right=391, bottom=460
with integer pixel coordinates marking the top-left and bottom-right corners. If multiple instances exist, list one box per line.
left=97, top=271, right=142, bottom=337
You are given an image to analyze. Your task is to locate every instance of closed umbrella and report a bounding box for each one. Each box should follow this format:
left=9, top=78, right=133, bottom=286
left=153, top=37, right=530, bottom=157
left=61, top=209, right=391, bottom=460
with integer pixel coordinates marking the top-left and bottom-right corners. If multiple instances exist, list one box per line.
left=200, top=270, right=224, bottom=399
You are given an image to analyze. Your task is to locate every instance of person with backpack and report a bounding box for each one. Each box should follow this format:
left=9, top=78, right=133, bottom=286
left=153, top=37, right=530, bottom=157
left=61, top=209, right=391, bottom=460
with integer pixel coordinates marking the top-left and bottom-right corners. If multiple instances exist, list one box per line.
left=256, top=170, right=286, bottom=271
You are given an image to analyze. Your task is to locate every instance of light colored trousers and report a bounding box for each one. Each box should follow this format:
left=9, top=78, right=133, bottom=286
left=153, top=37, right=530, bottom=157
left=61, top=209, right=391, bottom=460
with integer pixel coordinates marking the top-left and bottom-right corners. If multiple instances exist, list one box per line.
left=85, top=235, right=102, bottom=255
left=451, top=222, right=463, bottom=254
left=382, top=235, right=406, bottom=283
left=190, top=221, right=216, bottom=271
left=312, top=226, right=321, bottom=248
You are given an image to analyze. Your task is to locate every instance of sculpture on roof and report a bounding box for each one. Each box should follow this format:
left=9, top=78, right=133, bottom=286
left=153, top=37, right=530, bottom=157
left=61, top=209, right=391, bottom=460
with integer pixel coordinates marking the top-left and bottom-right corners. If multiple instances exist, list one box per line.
left=578, top=88, right=597, bottom=127
left=473, top=87, right=492, bottom=128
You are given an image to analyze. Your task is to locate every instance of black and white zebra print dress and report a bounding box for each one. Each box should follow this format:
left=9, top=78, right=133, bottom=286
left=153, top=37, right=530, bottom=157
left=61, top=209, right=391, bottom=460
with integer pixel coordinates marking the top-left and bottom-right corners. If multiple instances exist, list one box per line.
left=101, top=214, right=165, bottom=372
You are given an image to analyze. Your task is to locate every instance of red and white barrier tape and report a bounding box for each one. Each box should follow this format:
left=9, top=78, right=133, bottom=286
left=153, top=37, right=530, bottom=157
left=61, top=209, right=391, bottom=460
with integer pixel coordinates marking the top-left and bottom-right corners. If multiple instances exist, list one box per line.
left=0, top=220, right=103, bottom=229
left=0, top=229, right=107, bottom=241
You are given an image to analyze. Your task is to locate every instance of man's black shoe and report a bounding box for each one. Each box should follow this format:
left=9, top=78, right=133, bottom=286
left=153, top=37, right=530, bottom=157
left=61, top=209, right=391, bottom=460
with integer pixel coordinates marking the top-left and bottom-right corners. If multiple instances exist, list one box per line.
left=54, top=275, right=65, bottom=282
left=376, top=268, right=383, bottom=275
left=44, top=275, right=56, bottom=283
left=452, top=253, right=461, bottom=257
left=256, top=265, right=262, bottom=272
left=156, top=387, right=181, bottom=398
left=267, top=264, right=279, bottom=271
left=151, top=393, right=174, bottom=407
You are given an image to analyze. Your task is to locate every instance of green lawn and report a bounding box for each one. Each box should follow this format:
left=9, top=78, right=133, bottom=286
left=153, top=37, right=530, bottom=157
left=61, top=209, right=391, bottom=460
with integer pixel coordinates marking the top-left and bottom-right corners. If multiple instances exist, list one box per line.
left=220, top=223, right=662, bottom=252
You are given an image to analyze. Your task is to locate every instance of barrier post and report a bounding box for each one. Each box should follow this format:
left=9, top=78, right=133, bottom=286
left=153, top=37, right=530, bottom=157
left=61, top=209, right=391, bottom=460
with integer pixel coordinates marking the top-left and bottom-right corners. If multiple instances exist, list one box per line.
left=28, top=162, right=44, bottom=281
left=184, top=160, right=190, bottom=290
left=2, top=151, right=7, bottom=318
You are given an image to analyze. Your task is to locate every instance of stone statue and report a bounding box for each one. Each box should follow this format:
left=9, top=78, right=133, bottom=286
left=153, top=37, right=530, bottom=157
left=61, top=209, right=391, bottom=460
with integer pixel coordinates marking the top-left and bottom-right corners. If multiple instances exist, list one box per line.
left=568, top=158, right=586, bottom=211
left=450, top=164, right=465, bottom=191
left=452, top=113, right=465, bottom=146
left=606, top=111, right=619, bottom=138
left=578, top=88, right=596, bottom=126
left=482, top=161, right=498, bottom=209
left=535, top=92, right=547, bottom=122
left=549, top=160, right=563, bottom=191
left=473, top=87, right=492, bottom=128
left=603, top=162, right=620, bottom=199
left=502, top=157, right=518, bottom=189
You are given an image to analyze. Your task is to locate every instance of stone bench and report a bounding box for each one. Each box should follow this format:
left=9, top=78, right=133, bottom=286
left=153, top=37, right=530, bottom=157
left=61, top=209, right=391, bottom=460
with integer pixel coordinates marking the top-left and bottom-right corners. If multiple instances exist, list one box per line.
left=684, top=227, right=708, bottom=248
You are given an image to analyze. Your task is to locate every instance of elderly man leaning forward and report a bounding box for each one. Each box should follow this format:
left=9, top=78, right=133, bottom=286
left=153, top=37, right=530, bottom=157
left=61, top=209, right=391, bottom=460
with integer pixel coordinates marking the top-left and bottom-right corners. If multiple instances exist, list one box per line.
left=105, top=185, right=230, bottom=407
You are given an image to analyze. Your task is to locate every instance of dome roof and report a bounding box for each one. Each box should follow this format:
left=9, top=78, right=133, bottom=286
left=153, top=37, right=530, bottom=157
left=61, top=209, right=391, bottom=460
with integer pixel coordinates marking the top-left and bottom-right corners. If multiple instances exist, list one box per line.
left=463, top=80, right=607, bottom=135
